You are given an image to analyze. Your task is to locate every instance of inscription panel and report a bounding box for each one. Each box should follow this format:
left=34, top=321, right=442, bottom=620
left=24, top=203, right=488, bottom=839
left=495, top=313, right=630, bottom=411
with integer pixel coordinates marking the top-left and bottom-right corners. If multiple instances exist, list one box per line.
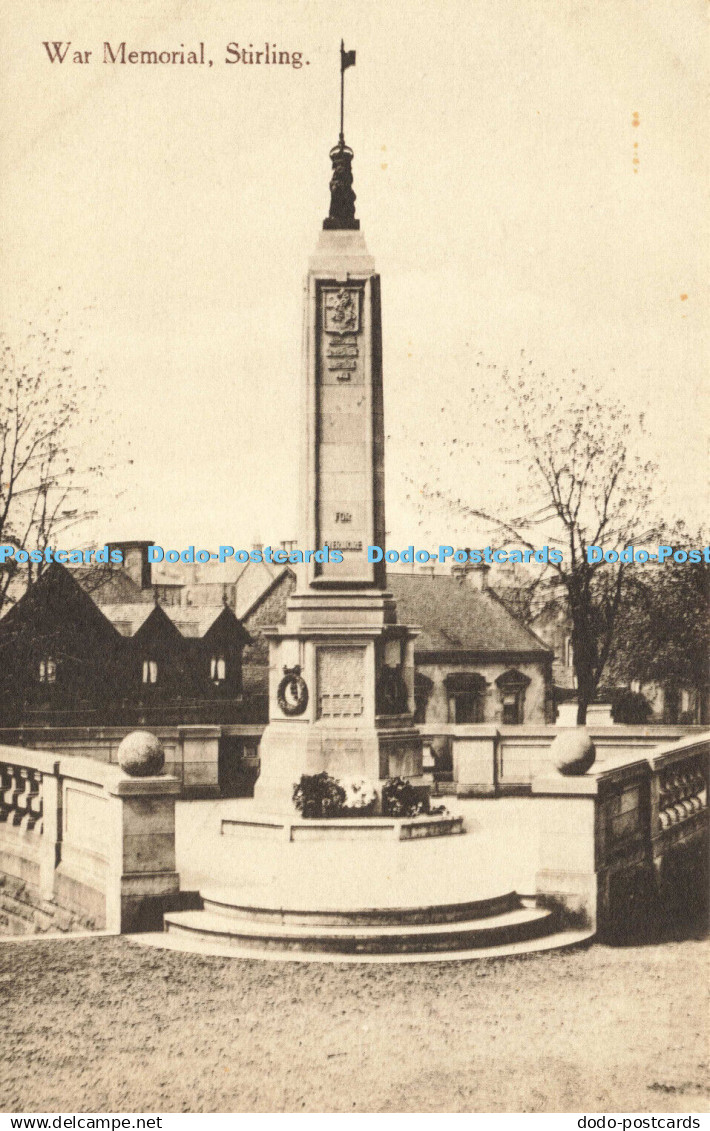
left=316, top=282, right=373, bottom=583
left=326, top=539, right=363, bottom=552
left=322, top=331, right=363, bottom=386
left=321, top=500, right=366, bottom=533
left=317, top=646, right=365, bottom=719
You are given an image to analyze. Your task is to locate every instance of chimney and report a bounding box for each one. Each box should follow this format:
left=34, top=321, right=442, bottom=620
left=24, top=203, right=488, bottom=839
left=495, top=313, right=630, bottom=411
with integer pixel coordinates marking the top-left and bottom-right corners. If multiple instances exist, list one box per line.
left=466, top=563, right=490, bottom=591
left=108, top=540, right=154, bottom=590
left=451, top=560, right=490, bottom=591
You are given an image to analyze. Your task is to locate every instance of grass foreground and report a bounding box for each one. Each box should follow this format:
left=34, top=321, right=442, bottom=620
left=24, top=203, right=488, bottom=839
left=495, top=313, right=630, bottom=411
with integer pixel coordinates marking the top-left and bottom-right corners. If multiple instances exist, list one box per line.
left=0, top=934, right=708, bottom=1113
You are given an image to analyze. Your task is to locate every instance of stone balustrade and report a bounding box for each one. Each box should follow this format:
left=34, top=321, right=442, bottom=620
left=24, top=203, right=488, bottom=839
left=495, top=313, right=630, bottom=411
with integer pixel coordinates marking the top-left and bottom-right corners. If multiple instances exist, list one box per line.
left=531, top=731, right=709, bottom=941
left=657, top=753, right=707, bottom=830
left=0, top=739, right=181, bottom=935
left=417, top=723, right=703, bottom=796
left=0, top=763, right=44, bottom=831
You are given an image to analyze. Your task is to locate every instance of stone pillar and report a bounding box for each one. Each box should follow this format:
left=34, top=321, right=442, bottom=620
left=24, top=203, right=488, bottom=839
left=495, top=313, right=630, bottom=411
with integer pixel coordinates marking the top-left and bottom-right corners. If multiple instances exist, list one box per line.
left=104, top=774, right=181, bottom=933
left=531, top=774, right=600, bottom=927
left=402, top=636, right=417, bottom=716
left=453, top=728, right=499, bottom=796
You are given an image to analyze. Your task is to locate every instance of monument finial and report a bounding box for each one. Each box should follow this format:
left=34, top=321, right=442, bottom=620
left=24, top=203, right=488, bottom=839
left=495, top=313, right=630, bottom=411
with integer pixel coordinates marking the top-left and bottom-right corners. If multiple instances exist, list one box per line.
left=323, top=42, right=359, bottom=231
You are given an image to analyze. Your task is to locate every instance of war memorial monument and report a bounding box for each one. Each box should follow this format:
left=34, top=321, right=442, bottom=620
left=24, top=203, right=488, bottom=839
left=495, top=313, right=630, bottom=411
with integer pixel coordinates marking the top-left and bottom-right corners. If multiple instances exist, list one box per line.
left=0, top=47, right=706, bottom=963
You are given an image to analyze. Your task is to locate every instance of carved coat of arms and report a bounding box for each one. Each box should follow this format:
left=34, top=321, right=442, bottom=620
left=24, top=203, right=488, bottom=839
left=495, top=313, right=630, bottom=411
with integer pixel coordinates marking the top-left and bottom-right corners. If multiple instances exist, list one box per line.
left=324, top=288, right=360, bottom=334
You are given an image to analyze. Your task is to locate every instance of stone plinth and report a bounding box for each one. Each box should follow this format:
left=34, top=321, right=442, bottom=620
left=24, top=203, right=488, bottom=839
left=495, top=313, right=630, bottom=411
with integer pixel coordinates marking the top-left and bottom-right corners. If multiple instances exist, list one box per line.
left=221, top=811, right=463, bottom=842
left=532, top=773, right=600, bottom=926
left=453, top=727, right=499, bottom=796
left=254, top=574, right=424, bottom=815
left=105, top=773, right=181, bottom=933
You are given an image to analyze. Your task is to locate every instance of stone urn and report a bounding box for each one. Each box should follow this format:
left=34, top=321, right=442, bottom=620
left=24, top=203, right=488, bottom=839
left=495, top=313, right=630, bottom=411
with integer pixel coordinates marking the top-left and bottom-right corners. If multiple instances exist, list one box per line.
left=550, top=729, right=596, bottom=776
left=117, top=730, right=165, bottom=777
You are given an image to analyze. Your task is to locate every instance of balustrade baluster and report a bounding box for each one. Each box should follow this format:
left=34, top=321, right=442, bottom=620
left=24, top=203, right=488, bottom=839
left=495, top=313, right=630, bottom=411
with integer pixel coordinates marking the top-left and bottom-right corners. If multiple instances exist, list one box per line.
left=3, top=766, right=23, bottom=825
left=657, top=752, right=709, bottom=833
left=0, top=764, right=13, bottom=822
left=25, top=770, right=43, bottom=832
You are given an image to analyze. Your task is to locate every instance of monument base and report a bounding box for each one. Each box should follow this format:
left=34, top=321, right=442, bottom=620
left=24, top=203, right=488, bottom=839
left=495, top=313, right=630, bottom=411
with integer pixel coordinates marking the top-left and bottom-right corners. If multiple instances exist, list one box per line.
left=253, top=718, right=426, bottom=815
left=257, top=584, right=427, bottom=815
left=159, top=800, right=582, bottom=957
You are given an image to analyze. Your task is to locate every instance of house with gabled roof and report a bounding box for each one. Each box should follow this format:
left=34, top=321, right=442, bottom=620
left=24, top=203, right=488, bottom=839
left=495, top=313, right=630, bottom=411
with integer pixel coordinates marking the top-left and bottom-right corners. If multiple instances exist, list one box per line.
left=0, top=563, right=124, bottom=726
left=386, top=566, right=553, bottom=726
left=0, top=563, right=251, bottom=727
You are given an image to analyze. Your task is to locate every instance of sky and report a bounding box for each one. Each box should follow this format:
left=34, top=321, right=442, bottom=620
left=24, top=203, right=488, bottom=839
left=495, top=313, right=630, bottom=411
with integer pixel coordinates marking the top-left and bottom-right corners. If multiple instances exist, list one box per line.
left=0, top=0, right=707, bottom=552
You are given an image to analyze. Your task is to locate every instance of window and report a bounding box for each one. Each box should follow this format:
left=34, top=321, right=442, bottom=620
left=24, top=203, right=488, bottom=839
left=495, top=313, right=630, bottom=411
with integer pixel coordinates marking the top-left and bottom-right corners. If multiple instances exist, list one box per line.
left=39, top=657, right=56, bottom=683
left=210, top=655, right=226, bottom=683
left=495, top=669, right=531, bottom=725
left=450, top=692, right=483, bottom=724
left=444, top=673, right=487, bottom=724
left=501, top=692, right=522, bottom=725
left=413, top=671, right=433, bottom=725
left=142, top=659, right=158, bottom=684
left=665, top=686, right=680, bottom=724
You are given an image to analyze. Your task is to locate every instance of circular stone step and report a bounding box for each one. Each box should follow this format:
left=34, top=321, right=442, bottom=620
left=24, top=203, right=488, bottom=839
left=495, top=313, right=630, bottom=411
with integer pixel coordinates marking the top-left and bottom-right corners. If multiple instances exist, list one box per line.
left=163, top=903, right=557, bottom=955
left=131, top=926, right=595, bottom=964
left=199, top=888, right=521, bottom=928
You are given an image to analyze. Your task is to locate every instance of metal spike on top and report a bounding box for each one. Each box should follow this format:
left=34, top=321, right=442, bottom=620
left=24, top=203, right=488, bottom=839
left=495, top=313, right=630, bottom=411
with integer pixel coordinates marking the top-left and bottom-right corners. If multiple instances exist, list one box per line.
left=323, top=41, right=359, bottom=231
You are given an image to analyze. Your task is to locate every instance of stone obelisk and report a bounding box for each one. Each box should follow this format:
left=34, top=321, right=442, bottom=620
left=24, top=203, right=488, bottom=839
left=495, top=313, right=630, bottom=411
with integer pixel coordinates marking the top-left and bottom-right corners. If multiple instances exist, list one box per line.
left=254, top=55, right=424, bottom=812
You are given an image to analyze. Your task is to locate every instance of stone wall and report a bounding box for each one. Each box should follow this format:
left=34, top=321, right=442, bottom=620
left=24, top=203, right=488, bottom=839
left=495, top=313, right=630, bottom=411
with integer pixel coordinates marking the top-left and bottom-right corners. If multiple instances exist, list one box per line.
left=0, top=744, right=182, bottom=936
left=532, top=733, right=709, bottom=941
left=0, top=872, right=97, bottom=936
left=419, top=723, right=702, bottom=796
left=0, top=725, right=221, bottom=798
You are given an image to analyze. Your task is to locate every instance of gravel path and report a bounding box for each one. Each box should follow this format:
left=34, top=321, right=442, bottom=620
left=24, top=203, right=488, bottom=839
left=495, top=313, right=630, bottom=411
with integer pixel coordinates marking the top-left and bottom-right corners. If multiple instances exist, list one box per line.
left=0, top=935, right=708, bottom=1113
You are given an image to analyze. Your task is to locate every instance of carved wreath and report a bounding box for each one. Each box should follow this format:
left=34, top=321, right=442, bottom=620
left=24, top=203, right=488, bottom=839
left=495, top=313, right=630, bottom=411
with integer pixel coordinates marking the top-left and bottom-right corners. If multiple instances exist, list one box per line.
left=277, top=665, right=309, bottom=717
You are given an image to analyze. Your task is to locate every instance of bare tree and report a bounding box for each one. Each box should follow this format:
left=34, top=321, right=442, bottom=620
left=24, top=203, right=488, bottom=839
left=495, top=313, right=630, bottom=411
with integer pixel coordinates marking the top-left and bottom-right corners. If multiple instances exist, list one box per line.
left=412, top=359, right=663, bottom=723
left=0, top=308, right=110, bottom=613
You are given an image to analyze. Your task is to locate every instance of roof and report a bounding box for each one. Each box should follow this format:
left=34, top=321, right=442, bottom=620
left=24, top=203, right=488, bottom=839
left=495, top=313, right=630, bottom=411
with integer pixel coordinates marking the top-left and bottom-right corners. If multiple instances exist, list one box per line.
left=0, top=563, right=120, bottom=640
left=100, top=601, right=244, bottom=639
left=68, top=564, right=150, bottom=605
left=386, top=572, right=552, bottom=657
left=99, top=603, right=156, bottom=636
left=237, top=565, right=294, bottom=620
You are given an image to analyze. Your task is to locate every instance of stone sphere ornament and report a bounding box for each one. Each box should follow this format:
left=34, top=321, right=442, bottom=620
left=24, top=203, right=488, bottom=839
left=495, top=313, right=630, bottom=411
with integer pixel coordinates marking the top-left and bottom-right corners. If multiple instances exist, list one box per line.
left=550, top=729, right=596, bottom=776
left=117, top=730, right=165, bottom=777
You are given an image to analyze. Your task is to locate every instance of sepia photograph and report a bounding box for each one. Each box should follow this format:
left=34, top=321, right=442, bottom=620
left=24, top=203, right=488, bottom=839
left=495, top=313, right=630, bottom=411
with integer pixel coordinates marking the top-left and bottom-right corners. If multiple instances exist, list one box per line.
left=0, top=0, right=708, bottom=1120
